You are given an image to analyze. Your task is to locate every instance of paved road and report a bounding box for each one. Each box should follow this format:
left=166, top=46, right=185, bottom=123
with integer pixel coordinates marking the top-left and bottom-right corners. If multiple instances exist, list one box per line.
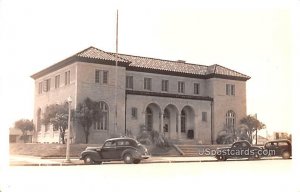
left=1, top=159, right=296, bottom=192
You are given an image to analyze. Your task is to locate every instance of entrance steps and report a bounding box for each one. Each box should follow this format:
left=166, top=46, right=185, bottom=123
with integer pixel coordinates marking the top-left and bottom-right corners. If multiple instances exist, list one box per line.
left=172, top=140, right=229, bottom=157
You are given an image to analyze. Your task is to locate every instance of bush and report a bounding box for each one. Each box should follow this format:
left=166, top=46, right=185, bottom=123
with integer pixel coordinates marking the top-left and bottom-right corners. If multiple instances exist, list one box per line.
left=136, top=128, right=170, bottom=148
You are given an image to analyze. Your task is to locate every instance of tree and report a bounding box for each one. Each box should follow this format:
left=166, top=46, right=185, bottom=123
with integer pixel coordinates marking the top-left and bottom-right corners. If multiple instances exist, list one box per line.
left=77, top=98, right=100, bottom=144
left=42, top=103, right=69, bottom=144
left=14, top=119, right=34, bottom=143
left=240, top=114, right=265, bottom=145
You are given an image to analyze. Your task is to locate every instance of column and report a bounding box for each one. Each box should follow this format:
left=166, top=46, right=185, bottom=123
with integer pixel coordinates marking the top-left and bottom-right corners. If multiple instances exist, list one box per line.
left=177, top=114, right=181, bottom=140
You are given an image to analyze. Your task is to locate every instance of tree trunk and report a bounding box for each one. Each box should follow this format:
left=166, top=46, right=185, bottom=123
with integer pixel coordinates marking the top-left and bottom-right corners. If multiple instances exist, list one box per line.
left=84, top=127, right=89, bottom=144
left=255, top=128, right=258, bottom=145
left=60, top=128, right=65, bottom=144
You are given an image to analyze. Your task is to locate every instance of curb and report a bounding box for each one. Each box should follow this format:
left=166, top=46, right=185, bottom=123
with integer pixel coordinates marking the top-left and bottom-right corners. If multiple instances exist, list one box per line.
left=10, top=159, right=217, bottom=166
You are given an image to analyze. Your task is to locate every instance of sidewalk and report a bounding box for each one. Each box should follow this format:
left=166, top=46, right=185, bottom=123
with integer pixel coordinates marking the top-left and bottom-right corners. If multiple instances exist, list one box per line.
left=9, top=155, right=217, bottom=166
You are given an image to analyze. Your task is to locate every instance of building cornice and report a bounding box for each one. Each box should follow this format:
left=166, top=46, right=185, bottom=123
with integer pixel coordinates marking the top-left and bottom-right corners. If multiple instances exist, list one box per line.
left=126, top=90, right=213, bottom=101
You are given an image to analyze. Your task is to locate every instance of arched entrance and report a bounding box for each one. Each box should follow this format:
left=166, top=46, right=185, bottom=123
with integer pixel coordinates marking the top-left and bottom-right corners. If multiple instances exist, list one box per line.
left=163, top=104, right=179, bottom=139
left=145, top=103, right=161, bottom=132
left=181, top=106, right=195, bottom=139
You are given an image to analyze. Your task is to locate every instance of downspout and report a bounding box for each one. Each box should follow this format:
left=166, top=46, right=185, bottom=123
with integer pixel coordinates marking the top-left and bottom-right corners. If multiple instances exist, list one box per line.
left=210, top=100, right=214, bottom=144
left=125, top=91, right=127, bottom=136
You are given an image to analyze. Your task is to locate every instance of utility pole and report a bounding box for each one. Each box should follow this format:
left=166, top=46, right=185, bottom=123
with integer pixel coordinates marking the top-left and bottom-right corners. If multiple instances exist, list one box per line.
left=114, top=10, right=119, bottom=134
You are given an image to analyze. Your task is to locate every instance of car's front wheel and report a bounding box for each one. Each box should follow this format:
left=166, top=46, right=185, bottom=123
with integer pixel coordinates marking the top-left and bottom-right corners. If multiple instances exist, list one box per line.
left=216, top=155, right=227, bottom=161
left=123, top=153, right=133, bottom=164
left=84, top=155, right=95, bottom=165
left=282, top=151, right=291, bottom=159
left=253, top=153, right=260, bottom=160
left=133, top=159, right=141, bottom=164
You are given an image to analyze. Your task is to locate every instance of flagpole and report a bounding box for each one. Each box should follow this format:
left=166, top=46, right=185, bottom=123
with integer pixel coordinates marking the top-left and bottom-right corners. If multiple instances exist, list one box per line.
left=114, top=10, right=119, bottom=135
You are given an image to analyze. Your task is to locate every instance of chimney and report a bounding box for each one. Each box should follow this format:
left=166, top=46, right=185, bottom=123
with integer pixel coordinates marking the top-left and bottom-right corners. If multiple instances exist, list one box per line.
left=177, top=60, right=186, bottom=63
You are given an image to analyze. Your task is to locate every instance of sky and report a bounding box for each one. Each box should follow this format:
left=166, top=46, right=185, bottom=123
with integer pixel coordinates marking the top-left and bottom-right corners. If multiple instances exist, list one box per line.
left=0, top=0, right=299, bottom=140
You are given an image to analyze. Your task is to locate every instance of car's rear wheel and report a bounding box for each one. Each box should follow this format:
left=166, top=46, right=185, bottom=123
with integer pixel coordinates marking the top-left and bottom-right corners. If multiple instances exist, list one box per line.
left=84, top=155, right=94, bottom=165
left=123, top=153, right=133, bottom=164
left=282, top=151, right=291, bottom=159
left=217, top=155, right=227, bottom=161
left=95, top=161, right=102, bottom=164
left=253, top=153, right=260, bottom=160
left=133, top=159, right=141, bottom=164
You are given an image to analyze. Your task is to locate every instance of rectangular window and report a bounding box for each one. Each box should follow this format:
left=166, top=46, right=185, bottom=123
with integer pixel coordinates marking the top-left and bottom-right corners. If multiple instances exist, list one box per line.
left=131, top=107, right=138, bottom=119
left=95, top=70, right=100, bottom=83
left=144, top=78, right=152, bottom=90
left=55, top=75, right=60, bottom=89
left=43, top=79, right=51, bottom=92
left=126, top=76, right=133, bottom=89
left=162, top=80, right=169, bottom=92
left=194, top=83, right=200, bottom=94
left=102, top=71, right=108, bottom=84
left=202, top=112, right=207, bottom=122
left=65, top=71, right=70, bottom=85
left=226, top=84, right=235, bottom=96
left=38, top=82, right=43, bottom=94
left=95, top=70, right=109, bottom=84
left=178, top=81, right=185, bottom=93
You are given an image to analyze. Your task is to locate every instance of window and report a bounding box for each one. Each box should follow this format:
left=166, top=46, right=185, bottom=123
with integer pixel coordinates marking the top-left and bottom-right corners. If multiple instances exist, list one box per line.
left=194, top=83, right=200, bottom=94
left=55, top=75, right=60, bottom=89
left=144, top=78, right=152, bottom=90
left=131, top=107, right=138, bottom=119
left=43, top=79, right=51, bottom=92
left=178, top=81, right=185, bottom=93
left=226, top=84, right=235, bottom=96
left=95, top=70, right=109, bottom=84
left=95, top=70, right=100, bottom=83
left=103, top=71, right=108, bottom=84
left=38, top=82, right=43, bottom=94
left=202, top=112, right=207, bottom=122
left=226, top=110, right=236, bottom=129
left=65, top=71, right=70, bottom=85
left=126, top=76, right=133, bottom=89
left=104, top=141, right=116, bottom=147
left=37, top=108, right=42, bottom=132
left=94, top=101, right=109, bottom=130
left=162, top=80, right=169, bottom=92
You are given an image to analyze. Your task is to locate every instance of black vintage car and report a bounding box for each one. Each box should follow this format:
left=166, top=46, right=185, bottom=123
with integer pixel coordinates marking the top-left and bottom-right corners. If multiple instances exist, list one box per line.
left=263, top=139, right=292, bottom=159
left=215, top=140, right=262, bottom=161
left=80, top=137, right=150, bottom=164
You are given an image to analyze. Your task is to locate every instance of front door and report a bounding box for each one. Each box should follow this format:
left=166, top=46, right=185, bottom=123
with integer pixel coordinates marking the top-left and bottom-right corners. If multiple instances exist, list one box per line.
left=101, top=140, right=118, bottom=159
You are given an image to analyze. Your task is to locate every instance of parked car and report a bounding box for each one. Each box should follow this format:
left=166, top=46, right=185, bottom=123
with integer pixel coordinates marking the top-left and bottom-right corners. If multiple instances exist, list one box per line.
left=215, top=140, right=262, bottom=161
left=80, top=137, right=150, bottom=164
left=263, top=139, right=292, bottom=159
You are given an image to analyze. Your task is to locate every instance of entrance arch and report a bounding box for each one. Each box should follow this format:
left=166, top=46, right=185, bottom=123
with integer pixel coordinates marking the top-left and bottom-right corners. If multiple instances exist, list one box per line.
left=145, top=103, right=161, bottom=132
left=181, top=106, right=195, bottom=139
left=163, top=104, right=179, bottom=139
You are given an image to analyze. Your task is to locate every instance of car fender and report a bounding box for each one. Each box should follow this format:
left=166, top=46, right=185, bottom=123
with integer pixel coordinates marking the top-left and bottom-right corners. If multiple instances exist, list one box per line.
left=121, top=148, right=141, bottom=159
left=81, top=150, right=102, bottom=161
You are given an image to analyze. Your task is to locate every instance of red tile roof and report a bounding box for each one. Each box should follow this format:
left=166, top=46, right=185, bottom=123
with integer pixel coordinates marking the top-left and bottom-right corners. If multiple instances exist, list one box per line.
left=31, top=46, right=250, bottom=80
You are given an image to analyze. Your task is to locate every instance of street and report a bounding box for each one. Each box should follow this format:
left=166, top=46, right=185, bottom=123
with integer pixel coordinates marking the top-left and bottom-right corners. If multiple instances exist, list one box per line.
left=1, top=159, right=297, bottom=192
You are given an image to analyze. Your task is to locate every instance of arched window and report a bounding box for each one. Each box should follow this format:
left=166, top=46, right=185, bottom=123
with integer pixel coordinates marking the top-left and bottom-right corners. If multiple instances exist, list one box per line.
left=226, top=110, right=236, bottom=129
left=181, top=110, right=186, bottom=133
left=95, top=101, right=109, bottom=130
left=37, top=108, right=41, bottom=132
left=145, top=107, right=153, bottom=131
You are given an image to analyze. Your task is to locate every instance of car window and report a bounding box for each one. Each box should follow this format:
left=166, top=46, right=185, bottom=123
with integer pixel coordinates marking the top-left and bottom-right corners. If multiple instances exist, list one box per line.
left=265, top=142, right=277, bottom=148
left=104, top=141, right=116, bottom=147
left=242, top=142, right=248, bottom=148
left=278, top=142, right=288, bottom=147
left=232, top=143, right=241, bottom=148
left=117, top=141, right=124, bottom=146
